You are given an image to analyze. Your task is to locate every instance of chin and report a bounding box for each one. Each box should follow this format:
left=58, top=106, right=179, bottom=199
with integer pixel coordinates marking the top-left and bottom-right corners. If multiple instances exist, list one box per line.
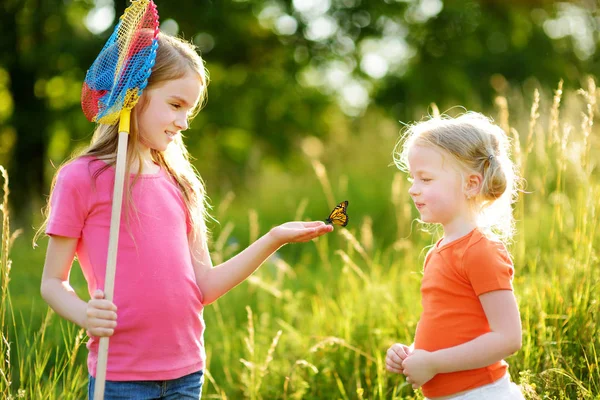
left=151, top=142, right=170, bottom=152
left=419, top=215, right=437, bottom=224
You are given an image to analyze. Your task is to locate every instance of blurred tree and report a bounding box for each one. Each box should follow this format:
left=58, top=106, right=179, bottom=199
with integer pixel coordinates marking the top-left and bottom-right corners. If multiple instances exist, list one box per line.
left=155, top=0, right=333, bottom=188
left=373, top=1, right=599, bottom=118
left=248, top=0, right=598, bottom=118
left=0, top=0, right=99, bottom=226
left=157, top=0, right=599, bottom=188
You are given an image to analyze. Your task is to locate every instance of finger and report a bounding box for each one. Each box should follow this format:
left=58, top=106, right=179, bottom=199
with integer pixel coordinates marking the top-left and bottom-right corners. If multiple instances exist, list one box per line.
left=391, top=344, right=409, bottom=359
left=302, top=221, right=328, bottom=227
left=385, top=357, right=403, bottom=368
left=92, top=289, right=104, bottom=300
left=299, top=229, right=324, bottom=241
left=290, top=232, right=315, bottom=243
left=387, top=349, right=404, bottom=365
left=294, top=226, right=332, bottom=242
left=317, top=225, right=334, bottom=233
left=88, top=318, right=118, bottom=330
left=385, top=356, right=403, bottom=369
left=88, top=327, right=115, bottom=337
left=387, top=361, right=403, bottom=370
left=385, top=365, right=403, bottom=374
left=302, top=226, right=332, bottom=236
left=87, top=308, right=117, bottom=321
left=89, top=300, right=117, bottom=311
left=385, top=362, right=403, bottom=373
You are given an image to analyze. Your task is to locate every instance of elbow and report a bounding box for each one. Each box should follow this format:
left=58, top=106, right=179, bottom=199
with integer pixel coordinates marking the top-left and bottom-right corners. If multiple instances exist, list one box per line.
left=201, top=297, right=215, bottom=306
left=196, top=284, right=215, bottom=306
left=199, top=286, right=221, bottom=305
left=506, top=333, right=522, bottom=355
left=513, top=335, right=523, bottom=353
left=40, top=279, right=50, bottom=302
left=40, top=278, right=60, bottom=304
left=200, top=292, right=218, bottom=306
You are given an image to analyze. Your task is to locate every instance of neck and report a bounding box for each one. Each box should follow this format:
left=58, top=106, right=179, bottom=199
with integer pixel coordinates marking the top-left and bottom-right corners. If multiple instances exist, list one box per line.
left=440, top=215, right=478, bottom=245
left=130, top=145, right=158, bottom=174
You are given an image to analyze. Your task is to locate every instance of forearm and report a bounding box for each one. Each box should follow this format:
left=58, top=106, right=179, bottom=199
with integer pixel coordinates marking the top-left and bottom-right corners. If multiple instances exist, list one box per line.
left=198, top=230, right=282, bottom=304
left=431, top=331, right=521, bottom=374
left=40, top=278, right=87, bottom=328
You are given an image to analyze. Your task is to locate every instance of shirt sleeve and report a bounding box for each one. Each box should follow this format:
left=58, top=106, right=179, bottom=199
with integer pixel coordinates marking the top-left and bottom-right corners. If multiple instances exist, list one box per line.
left=462, top=238, right=514, bottom=296
left=46, top=164, right=91, bottom=238
left=422, top=246, right=435, bottom=271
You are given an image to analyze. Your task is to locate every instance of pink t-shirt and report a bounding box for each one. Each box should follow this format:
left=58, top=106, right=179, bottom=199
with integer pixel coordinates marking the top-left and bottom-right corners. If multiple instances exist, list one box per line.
left=46, top=156, right=205, bottom=381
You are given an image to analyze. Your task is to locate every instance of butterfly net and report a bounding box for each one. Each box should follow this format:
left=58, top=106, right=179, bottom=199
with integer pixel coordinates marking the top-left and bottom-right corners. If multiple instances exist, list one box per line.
left=81, top=0, right=159, bottom=125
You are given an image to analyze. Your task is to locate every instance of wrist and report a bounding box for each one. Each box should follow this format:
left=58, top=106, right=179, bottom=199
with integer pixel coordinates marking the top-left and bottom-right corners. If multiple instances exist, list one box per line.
left=266, top=228, right=286, bottom=249
left=428, top=350, right=442, bottom=374
left=78, top=302, right=90, bottom=330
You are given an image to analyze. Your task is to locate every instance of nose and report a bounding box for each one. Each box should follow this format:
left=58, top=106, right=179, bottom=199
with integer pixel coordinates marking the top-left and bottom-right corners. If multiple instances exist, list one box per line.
left=175, top=116, right=189, bottom=131
left=408, top=183, right=419, bottom=197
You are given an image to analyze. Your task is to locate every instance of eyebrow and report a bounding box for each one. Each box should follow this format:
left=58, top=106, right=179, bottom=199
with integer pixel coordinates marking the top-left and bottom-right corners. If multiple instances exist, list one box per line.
left=409, top=169, right=432, bottom=175
left=169, top=95, right=192, bottom=107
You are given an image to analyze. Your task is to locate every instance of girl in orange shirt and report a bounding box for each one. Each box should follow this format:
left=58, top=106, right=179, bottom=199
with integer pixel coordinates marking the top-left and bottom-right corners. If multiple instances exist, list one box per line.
left=385, top=112, right=524, bottom=399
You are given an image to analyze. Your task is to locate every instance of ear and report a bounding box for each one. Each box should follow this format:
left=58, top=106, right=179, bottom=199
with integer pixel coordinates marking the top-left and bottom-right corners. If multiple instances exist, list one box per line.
left=464, top=173, right=482, bottom=199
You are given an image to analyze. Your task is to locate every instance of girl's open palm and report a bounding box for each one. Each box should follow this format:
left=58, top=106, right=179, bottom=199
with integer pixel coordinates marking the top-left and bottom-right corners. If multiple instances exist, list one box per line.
left=270, top=221, right=333, bottom=244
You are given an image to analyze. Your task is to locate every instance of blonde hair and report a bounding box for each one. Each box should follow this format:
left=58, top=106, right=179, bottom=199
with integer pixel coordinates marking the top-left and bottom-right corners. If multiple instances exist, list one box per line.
left=36, top=32, right=211, bottom=245
left=394, top=111, right=520, bottom=243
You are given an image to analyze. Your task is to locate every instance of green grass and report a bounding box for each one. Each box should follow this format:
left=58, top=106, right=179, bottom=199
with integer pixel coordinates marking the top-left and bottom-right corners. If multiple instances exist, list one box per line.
left=1, top=80, right=600, bottom=399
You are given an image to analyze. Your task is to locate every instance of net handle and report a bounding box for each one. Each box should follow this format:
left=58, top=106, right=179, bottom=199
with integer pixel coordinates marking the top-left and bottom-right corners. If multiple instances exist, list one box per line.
left=94, top=108, right=130, bottom=400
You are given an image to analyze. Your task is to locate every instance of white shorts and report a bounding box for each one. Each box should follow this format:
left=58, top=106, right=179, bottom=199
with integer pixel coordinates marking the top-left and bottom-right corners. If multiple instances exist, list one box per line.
left=426, top=373, right=525, bottom=400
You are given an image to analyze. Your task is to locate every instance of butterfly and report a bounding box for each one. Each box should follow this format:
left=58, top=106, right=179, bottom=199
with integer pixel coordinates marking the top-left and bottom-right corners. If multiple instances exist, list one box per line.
left=325, top=200, right=349, bottom=227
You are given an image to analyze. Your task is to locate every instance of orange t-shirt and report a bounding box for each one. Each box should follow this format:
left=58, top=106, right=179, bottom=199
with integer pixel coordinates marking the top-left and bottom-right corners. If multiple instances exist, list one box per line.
left=414, top=228, right=515, bottom=398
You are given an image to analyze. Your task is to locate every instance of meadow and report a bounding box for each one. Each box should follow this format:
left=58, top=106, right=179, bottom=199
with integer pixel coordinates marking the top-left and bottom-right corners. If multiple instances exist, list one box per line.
left=1, top=79, right=599, bottom=399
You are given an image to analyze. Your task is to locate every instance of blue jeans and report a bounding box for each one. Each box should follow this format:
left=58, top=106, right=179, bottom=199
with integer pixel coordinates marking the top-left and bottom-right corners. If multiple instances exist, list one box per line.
left=88, top=370, right=204, bottom=400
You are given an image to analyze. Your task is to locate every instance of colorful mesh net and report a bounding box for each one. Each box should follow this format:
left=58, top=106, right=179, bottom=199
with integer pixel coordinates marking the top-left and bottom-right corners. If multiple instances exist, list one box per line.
left=81, top=0, right=159, bottom=125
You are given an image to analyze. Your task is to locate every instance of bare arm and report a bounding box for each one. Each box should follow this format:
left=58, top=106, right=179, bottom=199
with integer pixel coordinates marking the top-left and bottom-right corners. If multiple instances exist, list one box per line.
left=402, top=290, right=521, bottom=387
left=40, top=235, right=117, bottom=336
left=190, top=221, right=332, bottom=305
left=432, top=290, right=522, bottom=372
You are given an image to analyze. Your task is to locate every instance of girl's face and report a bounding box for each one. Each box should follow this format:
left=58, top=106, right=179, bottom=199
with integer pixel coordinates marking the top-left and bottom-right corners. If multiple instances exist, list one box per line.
left=407, top=144, right=471, bottom=227
left=136, top=72, right=202, bottom=152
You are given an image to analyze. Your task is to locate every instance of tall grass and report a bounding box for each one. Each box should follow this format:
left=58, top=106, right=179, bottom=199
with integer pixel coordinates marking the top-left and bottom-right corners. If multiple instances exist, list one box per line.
left=0, top=167, right=88, bottom=400
left=1, top=80, right=599, bottom=399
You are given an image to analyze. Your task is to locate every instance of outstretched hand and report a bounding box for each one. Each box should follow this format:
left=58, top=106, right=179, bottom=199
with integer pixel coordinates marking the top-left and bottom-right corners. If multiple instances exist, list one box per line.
left=269, top=221, right=333, bottom=245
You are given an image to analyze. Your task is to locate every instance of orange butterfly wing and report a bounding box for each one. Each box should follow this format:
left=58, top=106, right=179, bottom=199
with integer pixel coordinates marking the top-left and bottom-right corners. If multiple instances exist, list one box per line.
left=326, top=200, right=349, bottom=227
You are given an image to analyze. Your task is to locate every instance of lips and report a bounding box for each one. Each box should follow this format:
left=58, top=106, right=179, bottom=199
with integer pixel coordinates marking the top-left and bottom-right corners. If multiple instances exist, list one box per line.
left=415, top=203, right=425, bottom=209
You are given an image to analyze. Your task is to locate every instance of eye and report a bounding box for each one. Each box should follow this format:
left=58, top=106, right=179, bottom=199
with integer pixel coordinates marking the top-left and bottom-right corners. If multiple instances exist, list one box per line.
left=170, top=103, right=181, bottom=109
left=421, top=178, right=432, bottom=182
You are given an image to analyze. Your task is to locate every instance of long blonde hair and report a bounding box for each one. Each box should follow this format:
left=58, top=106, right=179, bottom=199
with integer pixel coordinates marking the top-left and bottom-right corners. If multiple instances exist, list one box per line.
left=36, top=32, right=211, bottom=245
left=394, top=112, right=521, bottom=243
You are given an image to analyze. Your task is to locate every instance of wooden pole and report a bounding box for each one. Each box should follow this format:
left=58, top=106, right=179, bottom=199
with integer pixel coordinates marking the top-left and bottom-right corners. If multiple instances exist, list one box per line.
left=94, top=110, right=130, bottom=400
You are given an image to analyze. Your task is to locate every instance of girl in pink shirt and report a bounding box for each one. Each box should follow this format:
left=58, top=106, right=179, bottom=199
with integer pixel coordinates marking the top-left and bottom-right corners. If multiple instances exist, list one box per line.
left=38, top=32, right=332, bottom=400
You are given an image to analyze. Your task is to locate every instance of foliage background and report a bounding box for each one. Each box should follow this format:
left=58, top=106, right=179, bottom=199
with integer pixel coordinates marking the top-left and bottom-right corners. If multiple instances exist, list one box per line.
left=1, top=0, right=599, bottom=398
